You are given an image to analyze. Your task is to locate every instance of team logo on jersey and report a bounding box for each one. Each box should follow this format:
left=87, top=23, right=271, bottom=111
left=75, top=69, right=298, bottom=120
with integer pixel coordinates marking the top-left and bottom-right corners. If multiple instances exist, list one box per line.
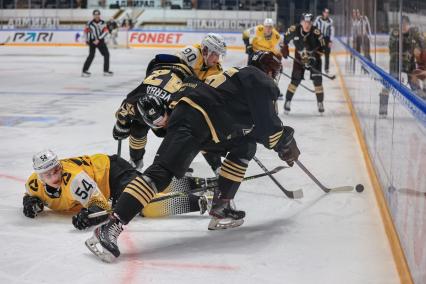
left=294, top=37, right=299, bottom=40
left=29, top=179, right=39, bottom=192
left=62, top=172, right=71, bottom=186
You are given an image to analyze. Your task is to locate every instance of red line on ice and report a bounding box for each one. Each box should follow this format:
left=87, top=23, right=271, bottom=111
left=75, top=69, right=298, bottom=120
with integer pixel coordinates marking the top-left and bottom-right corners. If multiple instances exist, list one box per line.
left=119, top=229, right=238, bottom=283
left=0, top=173, right=26, bottom=183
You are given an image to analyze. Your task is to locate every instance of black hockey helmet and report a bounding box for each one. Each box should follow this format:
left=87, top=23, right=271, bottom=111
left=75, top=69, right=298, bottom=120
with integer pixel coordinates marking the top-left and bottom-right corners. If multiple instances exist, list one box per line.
left=137, top=95, right=167, bottom=129
left=249, top=51, right=282, bottom=80
left=301, top=13, right=313, bottom=22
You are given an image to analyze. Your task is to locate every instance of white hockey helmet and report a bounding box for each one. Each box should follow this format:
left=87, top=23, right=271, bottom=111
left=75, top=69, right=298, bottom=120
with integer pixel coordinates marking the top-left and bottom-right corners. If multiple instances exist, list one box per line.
left=201, top=33, right=227, bottom=63
left=263, top=18, right=274, bottom=27
left=32, top=149, right=60, bottom=174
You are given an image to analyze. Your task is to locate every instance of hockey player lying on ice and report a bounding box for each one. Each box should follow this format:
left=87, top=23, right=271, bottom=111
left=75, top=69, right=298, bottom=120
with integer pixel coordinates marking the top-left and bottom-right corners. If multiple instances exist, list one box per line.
left=23, top=150, right=216, bottom=230
left=85, top=51, right=301, bottom=262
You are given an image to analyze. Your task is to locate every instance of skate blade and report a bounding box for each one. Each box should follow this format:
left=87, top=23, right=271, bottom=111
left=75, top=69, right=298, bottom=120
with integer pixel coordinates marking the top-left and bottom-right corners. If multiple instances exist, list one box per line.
left=85, top=235, right=117, bottom=263
left=284, top=110, right=290, bottom=115
left=208, top=217, right=244, bottom=230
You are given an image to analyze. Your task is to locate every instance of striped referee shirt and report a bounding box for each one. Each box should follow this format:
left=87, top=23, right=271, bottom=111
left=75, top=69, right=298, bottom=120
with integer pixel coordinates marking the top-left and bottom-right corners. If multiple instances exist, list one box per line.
left=314, top=16, right=334, bottom=39
left=85, top=19, right=108, bottom=43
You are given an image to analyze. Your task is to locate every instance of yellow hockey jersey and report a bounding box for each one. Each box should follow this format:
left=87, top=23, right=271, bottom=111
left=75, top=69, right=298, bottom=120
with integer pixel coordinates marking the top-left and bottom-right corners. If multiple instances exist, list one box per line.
left=242, top=25, right=283, bottom=56
left=24, top=154, right=111, bottom=213
left=176, top=43, right=223, bottom=80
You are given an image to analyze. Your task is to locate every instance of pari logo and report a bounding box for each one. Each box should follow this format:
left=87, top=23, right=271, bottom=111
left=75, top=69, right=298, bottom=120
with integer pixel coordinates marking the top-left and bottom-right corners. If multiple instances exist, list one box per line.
left=13, top=32, right=54, bottom=42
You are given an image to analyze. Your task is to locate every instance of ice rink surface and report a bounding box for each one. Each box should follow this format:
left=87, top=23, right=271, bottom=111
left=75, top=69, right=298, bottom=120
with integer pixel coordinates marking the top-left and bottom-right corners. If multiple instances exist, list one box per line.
left=0, top=46, right=399, bottom=283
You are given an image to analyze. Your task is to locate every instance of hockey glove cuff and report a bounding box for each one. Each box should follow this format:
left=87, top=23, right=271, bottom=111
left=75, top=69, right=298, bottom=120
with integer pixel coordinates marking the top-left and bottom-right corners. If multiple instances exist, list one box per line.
left=112, top=121, right=130, bottom=140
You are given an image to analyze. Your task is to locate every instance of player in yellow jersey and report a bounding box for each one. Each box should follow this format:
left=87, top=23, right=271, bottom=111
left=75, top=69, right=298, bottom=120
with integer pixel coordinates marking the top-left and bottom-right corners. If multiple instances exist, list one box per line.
left=242, top=18, right=284, bottom=63
left=176, top=33, right=226, bottom=80
left=23, top=149, right=213, bottom=230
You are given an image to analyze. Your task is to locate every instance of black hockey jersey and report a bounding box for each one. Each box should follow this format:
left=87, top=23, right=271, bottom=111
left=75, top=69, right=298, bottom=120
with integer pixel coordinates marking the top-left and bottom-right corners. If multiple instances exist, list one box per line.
left=115, top=60, right=194, bottom=134
left=169, top=66, right=285, bottom=149
left=284, top=24, right=325, bottom=57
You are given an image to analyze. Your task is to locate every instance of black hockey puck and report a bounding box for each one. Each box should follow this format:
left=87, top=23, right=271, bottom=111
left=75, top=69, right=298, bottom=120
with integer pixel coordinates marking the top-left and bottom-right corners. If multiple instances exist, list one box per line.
left=355, top=184, right=365, bottom=193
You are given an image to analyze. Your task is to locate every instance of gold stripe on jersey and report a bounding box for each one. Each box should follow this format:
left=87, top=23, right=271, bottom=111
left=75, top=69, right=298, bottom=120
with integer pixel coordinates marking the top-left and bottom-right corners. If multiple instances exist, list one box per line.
left=219, top=159, right=247, bottom=182
left=123, top=176, right=156, bottom=207
left=288, top=83, right=297, bottom=93
left=269, top=130, right=283, bottom=149
left=129, top=135, right=147, bottom=150
left=177, top=97, right=220, bottom=143
left=223, top=159, right=246, bottom=173
left=315, top=86, right=324, bottom=94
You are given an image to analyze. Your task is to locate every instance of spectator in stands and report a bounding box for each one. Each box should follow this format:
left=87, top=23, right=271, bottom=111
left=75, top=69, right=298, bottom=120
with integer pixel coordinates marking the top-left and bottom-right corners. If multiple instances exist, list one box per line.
left=351, top=9, right=372, bottom=62
left=379, top=15, right=425, bottom=117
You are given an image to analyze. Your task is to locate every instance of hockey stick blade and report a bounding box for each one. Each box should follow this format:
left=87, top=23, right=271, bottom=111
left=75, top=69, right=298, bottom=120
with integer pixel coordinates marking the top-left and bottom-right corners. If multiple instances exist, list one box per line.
left=295, top=160, right=354, bottom=193
left=280, top=72, right=315, bottom=93
left=88, top=166, right=288, bottom=219
left=253, top=156, right=303, bottom=199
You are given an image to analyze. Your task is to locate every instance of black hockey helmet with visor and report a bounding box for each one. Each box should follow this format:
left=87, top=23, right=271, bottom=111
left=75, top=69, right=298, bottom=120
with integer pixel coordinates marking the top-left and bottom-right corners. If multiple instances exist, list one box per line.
left=137, top=95, right=168, bottom=129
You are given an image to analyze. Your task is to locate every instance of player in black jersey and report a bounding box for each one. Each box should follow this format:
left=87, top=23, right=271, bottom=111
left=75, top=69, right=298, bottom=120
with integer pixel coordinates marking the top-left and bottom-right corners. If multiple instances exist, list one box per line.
left=112, top=54, right=222, bottom=174
left=281, top=13, right=326, bottom=113
left=85, top=51, right=301, bottom=262
left=112, top=54, right=193, bottom=170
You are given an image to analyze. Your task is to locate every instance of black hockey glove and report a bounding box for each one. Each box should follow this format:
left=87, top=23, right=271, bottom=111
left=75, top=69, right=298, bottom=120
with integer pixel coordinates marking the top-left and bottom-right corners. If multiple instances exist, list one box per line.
left=246, top=45, right=253, bottom=55
left=274, top=126, right=300, bottom=167
left=112, top=121, right=130, bottom=140
left=72, top=206, right=108, bottom=230
left=23, top=195, right=44, bottom=218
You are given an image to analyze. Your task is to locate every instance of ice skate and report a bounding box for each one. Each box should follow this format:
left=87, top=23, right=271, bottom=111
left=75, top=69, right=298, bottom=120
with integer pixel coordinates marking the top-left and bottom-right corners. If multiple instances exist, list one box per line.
left=208, top=198, right=245, bottom=230
left=85, top=214, right=123, bottom=263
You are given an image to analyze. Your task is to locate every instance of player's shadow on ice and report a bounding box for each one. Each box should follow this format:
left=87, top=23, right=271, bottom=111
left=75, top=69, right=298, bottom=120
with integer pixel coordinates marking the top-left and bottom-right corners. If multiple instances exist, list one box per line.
left=119, top=192, right=328, bottom=262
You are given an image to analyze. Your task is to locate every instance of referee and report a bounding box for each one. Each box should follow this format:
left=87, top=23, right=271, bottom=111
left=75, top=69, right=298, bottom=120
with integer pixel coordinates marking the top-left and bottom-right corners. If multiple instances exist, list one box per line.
left=314, top=8, right=334, bottom=74
left=82, top=10, right=113, bottom=77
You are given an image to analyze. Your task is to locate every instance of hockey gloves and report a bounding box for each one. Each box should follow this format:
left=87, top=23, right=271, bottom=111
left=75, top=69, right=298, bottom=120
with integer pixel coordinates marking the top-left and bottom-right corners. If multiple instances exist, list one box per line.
left=274, top=126, right=300, bottom=167
left=23, top=195, right=44, bottom=218
left=281, top=44, right=289, bottom=59
left=246, top=45, right=254, bottom=55
left=72, top=205, right=108, bottom=230
left=112, top=121, right=130, bottom=140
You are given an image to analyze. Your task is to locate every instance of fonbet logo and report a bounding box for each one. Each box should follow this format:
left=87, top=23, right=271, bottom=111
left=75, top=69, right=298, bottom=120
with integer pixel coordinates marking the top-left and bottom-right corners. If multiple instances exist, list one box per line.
left=129, top=32, right=183, bottom=44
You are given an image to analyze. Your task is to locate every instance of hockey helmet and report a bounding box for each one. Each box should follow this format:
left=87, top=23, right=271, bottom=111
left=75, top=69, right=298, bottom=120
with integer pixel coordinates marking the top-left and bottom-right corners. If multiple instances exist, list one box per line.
left=32, top=149, right=60, bottom=173
left=201, top=33, right=227, bottom=64
left=263, top=18, right=274, bottom=27
left=137, top=95, right=168, bottom=129
left=301, top=13, right=314, bottom=22
left=249, top=51, right=282, bottom=81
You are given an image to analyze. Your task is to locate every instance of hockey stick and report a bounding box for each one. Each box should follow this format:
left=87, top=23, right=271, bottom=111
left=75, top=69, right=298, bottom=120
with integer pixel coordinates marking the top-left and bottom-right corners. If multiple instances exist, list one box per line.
left=280, top=71, right=315, bottom=93
left=288, top=55, right=336, bottom=80
left=88, top=166, right=287, bottom=218
left=253, top=156, right=303, bottom=199
left=295, top=160, right=353, bottom=193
